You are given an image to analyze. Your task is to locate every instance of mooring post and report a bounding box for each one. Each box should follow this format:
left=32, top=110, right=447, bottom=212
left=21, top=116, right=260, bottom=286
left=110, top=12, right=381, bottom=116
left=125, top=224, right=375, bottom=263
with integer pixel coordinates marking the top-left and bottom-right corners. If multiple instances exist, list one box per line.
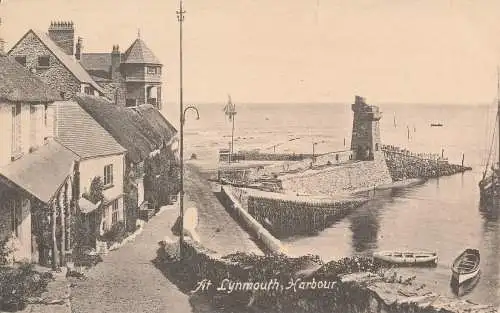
left=441, top=149, right=444, bottom=159
left=462, top=153, right=465, bottom=168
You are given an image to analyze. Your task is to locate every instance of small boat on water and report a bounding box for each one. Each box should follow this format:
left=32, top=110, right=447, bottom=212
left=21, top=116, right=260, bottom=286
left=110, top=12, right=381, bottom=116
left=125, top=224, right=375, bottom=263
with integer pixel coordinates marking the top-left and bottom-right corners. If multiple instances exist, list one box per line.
left=430, top=123, right=443, bottom=127
left=451, top=249, right=480, bottom=285
left=373, top=251, right=438, bottom=266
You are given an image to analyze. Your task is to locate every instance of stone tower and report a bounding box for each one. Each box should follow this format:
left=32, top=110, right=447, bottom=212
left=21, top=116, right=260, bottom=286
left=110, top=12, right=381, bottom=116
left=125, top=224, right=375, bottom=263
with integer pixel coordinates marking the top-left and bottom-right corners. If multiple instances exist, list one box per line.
left=350, top=96, right=382, bottom=161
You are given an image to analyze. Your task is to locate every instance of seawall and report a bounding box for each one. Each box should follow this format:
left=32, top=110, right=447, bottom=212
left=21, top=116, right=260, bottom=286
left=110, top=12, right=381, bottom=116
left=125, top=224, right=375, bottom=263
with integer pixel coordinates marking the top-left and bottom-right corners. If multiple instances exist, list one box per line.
left=381, top=145, right=472, bottom=181
left=163, top=241, right=498, bottom=313
left=279, top=154, right=392, bottom=197
left=223, top=186, right=367, bottom=238
left=219, top=186, right=288, bottom=255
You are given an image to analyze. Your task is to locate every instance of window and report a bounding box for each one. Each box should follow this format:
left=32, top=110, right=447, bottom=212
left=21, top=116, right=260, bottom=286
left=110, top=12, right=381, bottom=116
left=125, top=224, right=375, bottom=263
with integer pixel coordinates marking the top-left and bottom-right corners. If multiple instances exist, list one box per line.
left=10, top=200, right=20, bottom=237
left=15, top=56, right=26, bottom=67
left=84, top=86, right=93, bottom=95
left=104, top=164, right=113, bottom=186
left=147, top=66, right=161, bottom=75
left=375, top=143, right=379, bottom=151
left=126, top=99, right=137, bottom=107
left=11, top=103, right=22, bottom=157
left=111, top=200, right=119, bottom=225
left=37, top=56, right=50, bottom=68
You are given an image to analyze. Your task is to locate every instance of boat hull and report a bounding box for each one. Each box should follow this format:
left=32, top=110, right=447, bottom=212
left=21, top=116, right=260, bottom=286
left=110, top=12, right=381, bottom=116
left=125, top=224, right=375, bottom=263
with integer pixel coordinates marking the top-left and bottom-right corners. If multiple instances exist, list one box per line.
left=451, top=268, right=480, bottom=285
left=479, top=181, right=500, bottom=211
left=450, top=249, right=480, bottom=287
left=373, top=251, right=438, bottom=267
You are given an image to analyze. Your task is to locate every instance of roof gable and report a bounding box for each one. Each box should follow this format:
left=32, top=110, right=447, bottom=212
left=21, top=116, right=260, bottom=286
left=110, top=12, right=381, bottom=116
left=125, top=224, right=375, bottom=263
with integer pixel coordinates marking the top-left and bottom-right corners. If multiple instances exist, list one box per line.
left=0, top=56, right=61, bottom=103
left=55, top=100, right=126, bottom=159
left=123, top=38, right=161, bottom=64
left=8, top=30, right=105, bottom=95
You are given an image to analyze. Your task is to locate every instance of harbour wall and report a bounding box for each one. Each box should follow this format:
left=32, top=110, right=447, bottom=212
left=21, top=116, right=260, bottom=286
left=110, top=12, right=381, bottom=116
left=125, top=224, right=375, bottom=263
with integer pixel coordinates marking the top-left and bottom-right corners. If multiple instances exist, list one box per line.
left=223, top=186, right=367, bottom=239
left=247, top=194, right=367, bottom=238
left=219, top=186, right=288, bottom=255
left=163, top=240, right=497, bottom=313
left=381, top=145, right=472, bottom=181
left=279, top=153, right=393, bottom=197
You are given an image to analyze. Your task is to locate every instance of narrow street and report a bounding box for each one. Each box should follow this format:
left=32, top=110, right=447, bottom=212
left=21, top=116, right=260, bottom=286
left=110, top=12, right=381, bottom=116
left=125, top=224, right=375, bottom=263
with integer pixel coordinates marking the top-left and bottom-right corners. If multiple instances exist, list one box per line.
left=69, top=207, right=192, bottom=313
left=70, top=165, right=262, bottom=313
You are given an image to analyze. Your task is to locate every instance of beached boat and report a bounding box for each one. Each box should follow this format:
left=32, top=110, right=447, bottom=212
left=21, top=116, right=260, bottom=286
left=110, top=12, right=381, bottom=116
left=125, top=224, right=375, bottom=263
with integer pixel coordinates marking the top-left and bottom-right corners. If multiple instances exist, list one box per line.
left=373, top=251, right=438, bottom=266
left=430, top=123, right=443, bottom=127
left=479, top=70, right=500, bottom=210
left=451, top=249, right=480, bottom=285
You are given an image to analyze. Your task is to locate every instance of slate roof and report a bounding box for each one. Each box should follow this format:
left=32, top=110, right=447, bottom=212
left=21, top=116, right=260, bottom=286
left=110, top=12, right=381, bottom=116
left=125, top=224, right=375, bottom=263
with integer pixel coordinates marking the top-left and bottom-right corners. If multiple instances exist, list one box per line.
left=74, top=94, right=176, bottom=164
left=9, top=30, right=105, bottom=95
left=80, top=53, right=112, bottom=72
left=0, top=140, right=77, bottom=203
left=123, top=38, right=161, bottom=64
left=0, top=55, right=61, bottom=103
left=55, top=100, right=126, bottom=159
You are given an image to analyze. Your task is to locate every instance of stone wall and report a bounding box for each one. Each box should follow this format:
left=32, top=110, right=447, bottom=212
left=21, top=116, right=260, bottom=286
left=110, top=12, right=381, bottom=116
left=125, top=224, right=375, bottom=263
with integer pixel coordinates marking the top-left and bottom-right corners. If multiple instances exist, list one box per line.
left=164, top=241, right=498, bottom=313
left=280, top=153, right=392, bottom=196
left=381, top=145, right=471, bottom=181
left=246, top=194, right=367, bottom=238
left=9, top=32, right=82, bottom=100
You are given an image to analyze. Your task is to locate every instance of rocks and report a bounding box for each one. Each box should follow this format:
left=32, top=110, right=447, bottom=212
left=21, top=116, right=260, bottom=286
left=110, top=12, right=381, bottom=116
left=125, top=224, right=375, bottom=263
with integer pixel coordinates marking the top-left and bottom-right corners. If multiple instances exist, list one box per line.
left=382, top=145, right=471, bottom=181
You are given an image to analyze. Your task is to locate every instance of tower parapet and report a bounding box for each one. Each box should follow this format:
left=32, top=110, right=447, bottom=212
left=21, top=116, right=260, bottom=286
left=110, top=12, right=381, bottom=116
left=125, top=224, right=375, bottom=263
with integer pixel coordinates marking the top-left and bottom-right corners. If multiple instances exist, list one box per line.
left=350, top=96, right=383, bottom=161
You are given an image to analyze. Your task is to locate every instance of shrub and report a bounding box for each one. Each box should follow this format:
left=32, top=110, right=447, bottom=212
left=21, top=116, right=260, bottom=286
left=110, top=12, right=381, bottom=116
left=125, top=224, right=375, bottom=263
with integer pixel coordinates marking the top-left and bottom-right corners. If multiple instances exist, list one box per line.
left=99, top=221, right=128, bottom=247
left=0, top=237, right=14, bottom=265
left=0, top=263, right=53, bottom=310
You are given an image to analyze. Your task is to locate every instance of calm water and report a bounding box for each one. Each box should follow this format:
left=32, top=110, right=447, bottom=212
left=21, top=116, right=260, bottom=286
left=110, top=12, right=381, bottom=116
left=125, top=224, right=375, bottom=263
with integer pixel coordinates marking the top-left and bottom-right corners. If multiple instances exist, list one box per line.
left=177, top=102, right=500, bottom=306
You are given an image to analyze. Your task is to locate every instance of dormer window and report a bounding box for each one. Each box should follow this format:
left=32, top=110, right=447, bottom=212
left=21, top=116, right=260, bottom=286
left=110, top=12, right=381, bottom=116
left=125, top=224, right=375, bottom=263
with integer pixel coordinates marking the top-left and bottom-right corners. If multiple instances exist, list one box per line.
left=15, top=56, right=27, bottom=67
left=37, top=56, right=50, bottom=68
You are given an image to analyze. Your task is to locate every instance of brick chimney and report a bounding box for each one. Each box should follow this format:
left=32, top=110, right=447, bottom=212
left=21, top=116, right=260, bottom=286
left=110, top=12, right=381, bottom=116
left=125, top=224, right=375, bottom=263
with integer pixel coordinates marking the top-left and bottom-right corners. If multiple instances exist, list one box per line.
left=0, top=18, right=5, bottom=56
left=111, top=45, right=122, bottom=82
left=75, top=36, right=83, bottom=60
left=48, top=21, right=75, bottom=55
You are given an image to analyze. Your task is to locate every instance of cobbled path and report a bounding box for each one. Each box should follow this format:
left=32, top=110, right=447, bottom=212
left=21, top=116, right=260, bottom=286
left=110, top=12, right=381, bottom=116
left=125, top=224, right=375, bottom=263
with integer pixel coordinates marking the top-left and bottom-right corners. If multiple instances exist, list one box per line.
left=70, top=165, right=261, bottom=313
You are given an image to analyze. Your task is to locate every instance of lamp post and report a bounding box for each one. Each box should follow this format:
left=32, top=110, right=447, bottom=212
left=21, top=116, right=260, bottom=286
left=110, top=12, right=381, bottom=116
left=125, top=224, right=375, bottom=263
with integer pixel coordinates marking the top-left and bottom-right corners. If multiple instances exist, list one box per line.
left=177, top=0, right=186, bottom=260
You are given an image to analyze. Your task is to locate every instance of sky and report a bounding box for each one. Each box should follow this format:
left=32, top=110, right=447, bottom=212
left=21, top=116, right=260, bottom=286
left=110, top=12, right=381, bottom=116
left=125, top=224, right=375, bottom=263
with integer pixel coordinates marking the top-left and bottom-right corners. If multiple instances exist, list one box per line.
left=1, top=0, right=500, bottom=105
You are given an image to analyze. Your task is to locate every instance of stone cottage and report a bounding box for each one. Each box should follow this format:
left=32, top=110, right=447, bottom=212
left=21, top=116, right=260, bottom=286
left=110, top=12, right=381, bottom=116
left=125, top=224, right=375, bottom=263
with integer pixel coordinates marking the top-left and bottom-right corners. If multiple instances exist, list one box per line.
left=8, top=21, right=163, bottom=108
left=7, top=27, right=105, bottom=100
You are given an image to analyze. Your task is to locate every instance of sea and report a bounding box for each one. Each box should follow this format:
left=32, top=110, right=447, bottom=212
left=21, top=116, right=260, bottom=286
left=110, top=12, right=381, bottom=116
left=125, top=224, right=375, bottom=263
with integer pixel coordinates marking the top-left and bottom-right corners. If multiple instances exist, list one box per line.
left=166, top=101, right=500, bottom=306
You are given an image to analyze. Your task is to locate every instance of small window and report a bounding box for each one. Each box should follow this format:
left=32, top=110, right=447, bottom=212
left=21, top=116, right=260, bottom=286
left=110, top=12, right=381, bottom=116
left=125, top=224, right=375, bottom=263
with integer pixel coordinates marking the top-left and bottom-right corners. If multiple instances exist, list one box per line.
left=104, top=164, right=113, bottom=186
left=126, top=99, right=137, bottom=107
left=37, top=56, right=50, bottom=68
left=147, top=66, right=156, bottom=74
left=84, top=86, right=93, bottom=95
left=15, top=56, right=26, bottom=67
left=111, top=200, right=119, bottom=225
left=375, top=143, right=379, bottom=151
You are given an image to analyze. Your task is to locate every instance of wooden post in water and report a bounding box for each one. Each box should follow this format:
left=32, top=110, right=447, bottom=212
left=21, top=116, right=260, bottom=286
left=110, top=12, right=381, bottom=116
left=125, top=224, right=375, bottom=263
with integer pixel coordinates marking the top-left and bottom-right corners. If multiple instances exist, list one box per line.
left=441, top=149, right=444, bottom=159
left=462, top=153, right=465, bottom=168
left=407, top=126, right=410, bottom=141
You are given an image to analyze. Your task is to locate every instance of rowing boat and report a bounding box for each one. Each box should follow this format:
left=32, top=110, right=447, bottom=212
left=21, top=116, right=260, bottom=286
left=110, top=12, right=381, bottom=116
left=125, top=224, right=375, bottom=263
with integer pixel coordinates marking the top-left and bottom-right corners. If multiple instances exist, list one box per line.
left=373, top=251, right=438, bottom=266
left=451, top=249, right=480, bottom=285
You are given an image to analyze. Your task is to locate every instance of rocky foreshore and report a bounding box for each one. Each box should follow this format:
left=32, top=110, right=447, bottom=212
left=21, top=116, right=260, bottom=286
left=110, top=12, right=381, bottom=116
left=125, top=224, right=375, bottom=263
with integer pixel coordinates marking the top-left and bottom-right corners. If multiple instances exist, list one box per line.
left=160, top=240, right=498, bottom=313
